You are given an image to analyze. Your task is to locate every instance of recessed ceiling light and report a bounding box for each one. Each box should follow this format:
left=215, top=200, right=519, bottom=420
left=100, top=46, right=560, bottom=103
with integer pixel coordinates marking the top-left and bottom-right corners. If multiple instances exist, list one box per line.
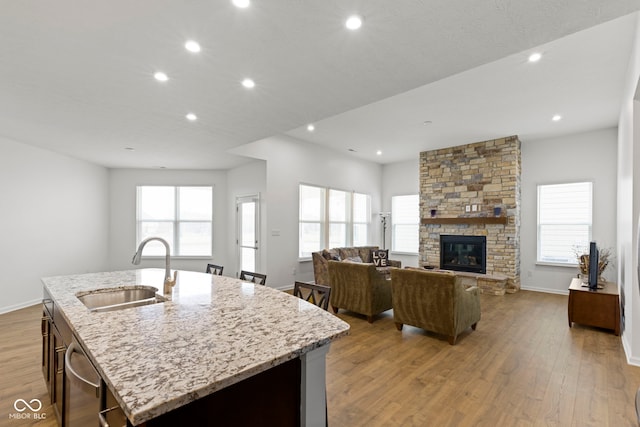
left=307, top=124, right=315, bottom=132
left=185, top=40, right=201, bottom=53
left=423, top=120, right=433, bottom=125
left=528, top=52, right=542, bottom=63
left=376, top=150, right=382, bottom=156
left=186, top=113, right=197, bottom=121
left=345, top=15, right=363, bottom=30
left=232, top=0, right=250, bottom=8
left=154, top=71, right=169, bottom=82
left=552, top=114, right=562, bottom=121
left=124, top=147, right=135, bottom=151
left=241, top=78, right=255, bottom=89
left=348, top=148, right=357, bottom=152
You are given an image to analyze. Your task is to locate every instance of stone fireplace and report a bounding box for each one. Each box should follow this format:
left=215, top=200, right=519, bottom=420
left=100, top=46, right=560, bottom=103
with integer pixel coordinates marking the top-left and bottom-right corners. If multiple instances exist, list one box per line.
left=419, top=136, right=521, bottom=293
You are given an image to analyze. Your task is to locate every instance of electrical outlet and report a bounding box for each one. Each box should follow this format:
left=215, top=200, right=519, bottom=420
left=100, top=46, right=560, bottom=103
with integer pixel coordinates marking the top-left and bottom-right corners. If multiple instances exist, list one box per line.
left=472, top=204, right=478, bottom=212
left=292, top=267, right=296, bottom=276
left=465, top=205, right=471, bottom=212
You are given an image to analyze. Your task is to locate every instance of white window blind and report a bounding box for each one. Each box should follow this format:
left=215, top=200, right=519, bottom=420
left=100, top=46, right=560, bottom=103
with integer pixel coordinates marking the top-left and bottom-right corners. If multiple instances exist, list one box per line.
left=392, top=194, right=419, bottom=253
left=352, top=193, right=370, bottom=247
left=328, top=189, right=349, bottom=248
left=537, top=182, right=592, bottom=264
left=137, top=186, right=213, bottom=257
left=299, top=185, right=325, bottom=259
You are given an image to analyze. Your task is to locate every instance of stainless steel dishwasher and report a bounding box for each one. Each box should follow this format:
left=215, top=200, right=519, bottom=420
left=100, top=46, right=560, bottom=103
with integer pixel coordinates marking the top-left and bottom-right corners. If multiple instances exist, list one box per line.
left=64, top=338, right=127, bottom=427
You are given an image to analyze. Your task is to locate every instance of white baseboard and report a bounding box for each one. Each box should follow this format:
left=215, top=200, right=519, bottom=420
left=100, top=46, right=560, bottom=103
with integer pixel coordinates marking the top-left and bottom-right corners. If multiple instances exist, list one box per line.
left=519, top=286, right=569, bottom=296
left=621, top=331, right=640, bottom=367
left=0, top=298, right=42, bottom=315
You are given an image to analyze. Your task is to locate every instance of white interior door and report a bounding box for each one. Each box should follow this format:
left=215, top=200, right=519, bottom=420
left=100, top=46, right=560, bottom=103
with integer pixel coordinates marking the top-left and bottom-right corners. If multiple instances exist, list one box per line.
left=236, top=195, right=260, bottom=276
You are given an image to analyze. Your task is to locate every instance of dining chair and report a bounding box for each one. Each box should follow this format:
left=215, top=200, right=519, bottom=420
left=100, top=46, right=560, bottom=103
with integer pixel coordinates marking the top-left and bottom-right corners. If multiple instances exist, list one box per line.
left=293, top=282, right=331, bottom=311
left=239, top=270, right=267, bottom=285
left=205, top=264, right=224, bottom=275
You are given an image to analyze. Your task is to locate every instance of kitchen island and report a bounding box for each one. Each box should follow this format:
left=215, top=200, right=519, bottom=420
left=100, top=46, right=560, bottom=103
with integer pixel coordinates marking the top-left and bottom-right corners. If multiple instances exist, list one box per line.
left=42, top=269, right=349, bottom=426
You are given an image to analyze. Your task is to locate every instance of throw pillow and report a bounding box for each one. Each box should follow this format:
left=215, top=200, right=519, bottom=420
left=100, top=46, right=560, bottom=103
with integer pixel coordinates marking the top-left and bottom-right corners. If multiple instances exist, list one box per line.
left=371, top=249, right=389, bottom=267
left=343, top=256, right=363, bottom=263
left=327, top=248, right=341, bottom=261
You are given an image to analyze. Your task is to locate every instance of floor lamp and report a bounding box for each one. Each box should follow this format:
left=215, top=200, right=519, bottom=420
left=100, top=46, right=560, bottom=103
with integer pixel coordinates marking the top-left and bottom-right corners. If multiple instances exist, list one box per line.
left=379, top=212, right=390, bottom=250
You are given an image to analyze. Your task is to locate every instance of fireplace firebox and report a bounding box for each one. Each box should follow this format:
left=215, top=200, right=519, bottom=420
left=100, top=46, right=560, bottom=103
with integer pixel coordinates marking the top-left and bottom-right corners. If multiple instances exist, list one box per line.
left=440, top=235, right=486, bottom=274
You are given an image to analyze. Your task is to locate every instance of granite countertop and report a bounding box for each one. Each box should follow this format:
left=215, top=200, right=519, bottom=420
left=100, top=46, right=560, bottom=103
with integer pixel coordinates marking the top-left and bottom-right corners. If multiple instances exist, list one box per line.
left=42, top=269, right=350, bottom=425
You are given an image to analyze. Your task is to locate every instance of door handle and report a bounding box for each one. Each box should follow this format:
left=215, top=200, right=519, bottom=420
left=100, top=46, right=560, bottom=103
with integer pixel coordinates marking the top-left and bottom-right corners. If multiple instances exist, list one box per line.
left=55, top=345, right=66, bottom=374
left=65, top=342, right=100, bottom=397
left=41, top=317, right=50, bottom=336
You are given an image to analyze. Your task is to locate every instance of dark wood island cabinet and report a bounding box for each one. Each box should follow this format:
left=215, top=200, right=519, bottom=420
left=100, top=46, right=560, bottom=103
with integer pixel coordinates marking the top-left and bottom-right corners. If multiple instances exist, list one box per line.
left=42, top=269, right=349, bottom=426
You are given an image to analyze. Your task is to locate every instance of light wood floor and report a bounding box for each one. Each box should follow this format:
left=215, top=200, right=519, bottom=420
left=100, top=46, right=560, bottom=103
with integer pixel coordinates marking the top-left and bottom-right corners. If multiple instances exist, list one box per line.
left=0, top=305, right=55, bottom=427
left=1, top=291, right=639, bottom=427
left=326, top=291, right=640, bottom=427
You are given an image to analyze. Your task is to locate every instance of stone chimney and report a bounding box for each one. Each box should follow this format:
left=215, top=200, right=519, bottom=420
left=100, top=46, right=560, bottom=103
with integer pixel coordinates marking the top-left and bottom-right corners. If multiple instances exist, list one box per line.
left=419, top=136, right=521, bottom=292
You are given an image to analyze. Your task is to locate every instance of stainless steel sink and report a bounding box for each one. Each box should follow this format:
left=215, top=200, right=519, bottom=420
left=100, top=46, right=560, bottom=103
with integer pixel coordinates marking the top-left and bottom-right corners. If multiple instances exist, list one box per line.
left=76, top=286, right=166, bottom=312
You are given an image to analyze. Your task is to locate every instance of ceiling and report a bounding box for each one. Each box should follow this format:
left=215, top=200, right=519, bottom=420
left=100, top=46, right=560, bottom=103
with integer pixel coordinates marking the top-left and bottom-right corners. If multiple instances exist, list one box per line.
left=1, top=1, right=639, bottom=170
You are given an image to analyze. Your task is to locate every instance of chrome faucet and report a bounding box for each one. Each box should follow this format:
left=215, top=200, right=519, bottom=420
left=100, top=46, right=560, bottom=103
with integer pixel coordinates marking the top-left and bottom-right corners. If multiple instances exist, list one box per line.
left=132, top=237, right=177, bottom=298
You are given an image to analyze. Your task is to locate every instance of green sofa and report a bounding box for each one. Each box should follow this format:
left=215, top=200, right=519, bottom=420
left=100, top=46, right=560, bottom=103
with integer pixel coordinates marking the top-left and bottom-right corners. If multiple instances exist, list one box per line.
left=391, top=268, right=481, bottom=345
left=312, top=246, right=400, bottom=286
left=328, top=260, right=393, bottom=323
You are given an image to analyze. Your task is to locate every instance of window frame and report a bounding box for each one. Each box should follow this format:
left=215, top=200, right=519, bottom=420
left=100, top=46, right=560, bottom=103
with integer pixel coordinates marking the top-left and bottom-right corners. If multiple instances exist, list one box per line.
left=136, top=185, right=213, bottom=259
left=298, top=183, right=371, bottom=259
left=352, top=192, right=370, bottom=247
left=391, top=194, right=420, bottom=255
left=536, top=181, right=593, bottom=266
left=328, top=188, right=350, bottom=249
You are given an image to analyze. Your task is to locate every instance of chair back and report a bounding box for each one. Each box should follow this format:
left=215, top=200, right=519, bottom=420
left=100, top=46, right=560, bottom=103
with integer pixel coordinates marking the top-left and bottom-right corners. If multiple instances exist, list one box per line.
left=239, top=270, right=267, bottom=285
left=206, top=264, right=224, bottom=275
left=293, top=282, right=331, bottom=310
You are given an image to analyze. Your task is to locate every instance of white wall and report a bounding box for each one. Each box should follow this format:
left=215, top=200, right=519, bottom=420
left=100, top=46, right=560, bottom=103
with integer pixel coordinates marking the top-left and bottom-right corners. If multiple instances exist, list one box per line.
left=381, top=158, right=420, bottom=268
left=0, top=137, right=109, bottom=313
left=226, top=160, right=267, bottom=278
left=233, top=135, right=383, bottom=288
left=618, top=13, right=640, bottom=365
left=108, top=169, right=228, bottom=274
left=521, top=128, right=618, bottom=294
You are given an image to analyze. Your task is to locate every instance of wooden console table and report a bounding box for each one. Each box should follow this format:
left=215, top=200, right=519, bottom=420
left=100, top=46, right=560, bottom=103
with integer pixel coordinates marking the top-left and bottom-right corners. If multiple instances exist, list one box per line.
left=567, top=278, right=620, bottom=335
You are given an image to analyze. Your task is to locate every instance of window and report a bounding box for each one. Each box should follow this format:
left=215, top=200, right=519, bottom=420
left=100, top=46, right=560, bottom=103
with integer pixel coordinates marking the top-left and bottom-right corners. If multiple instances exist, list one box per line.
left=299, top=185, right=325, bottom=258
left=299, top=184, right=370, bottom=258
left=137, top=186, right=213, bottom=256
left=537, top=182, right=592, bottom=264
left=352, top=193, right=369, bottom=247
left=391, top=194, right=419, bottom=253
left=328, top=189, right=348, bottom=248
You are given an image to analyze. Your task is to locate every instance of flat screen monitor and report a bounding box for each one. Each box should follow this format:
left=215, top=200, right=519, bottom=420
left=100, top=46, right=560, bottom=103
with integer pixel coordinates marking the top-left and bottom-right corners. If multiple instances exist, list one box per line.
left=588, top=241, right=599, bottom=290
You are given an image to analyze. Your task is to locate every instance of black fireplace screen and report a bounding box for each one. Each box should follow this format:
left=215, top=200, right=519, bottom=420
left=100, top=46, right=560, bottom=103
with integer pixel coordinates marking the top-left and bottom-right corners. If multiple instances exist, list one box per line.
left=440, top=235, right=486, bottom=274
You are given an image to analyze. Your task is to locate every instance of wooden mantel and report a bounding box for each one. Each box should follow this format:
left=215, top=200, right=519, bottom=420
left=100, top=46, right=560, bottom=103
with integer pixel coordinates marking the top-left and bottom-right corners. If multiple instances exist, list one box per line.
left=421, top=217, right=508, bottom=225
